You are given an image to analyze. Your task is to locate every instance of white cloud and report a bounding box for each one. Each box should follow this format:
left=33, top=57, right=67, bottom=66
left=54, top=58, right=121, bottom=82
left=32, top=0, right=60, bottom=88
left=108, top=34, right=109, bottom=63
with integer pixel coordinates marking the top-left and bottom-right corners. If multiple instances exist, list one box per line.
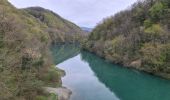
left=8, top=0, right=137, bottom=28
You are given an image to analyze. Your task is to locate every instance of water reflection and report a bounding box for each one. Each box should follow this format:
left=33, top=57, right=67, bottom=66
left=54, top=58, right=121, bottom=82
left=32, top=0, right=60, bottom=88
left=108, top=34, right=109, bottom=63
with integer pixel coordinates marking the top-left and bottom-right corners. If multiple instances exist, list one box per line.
left=51, top=44, right=80, bottom=64
left=81, top=51, right=170, bottom=100
left=52, top=44, right=170, bottom=100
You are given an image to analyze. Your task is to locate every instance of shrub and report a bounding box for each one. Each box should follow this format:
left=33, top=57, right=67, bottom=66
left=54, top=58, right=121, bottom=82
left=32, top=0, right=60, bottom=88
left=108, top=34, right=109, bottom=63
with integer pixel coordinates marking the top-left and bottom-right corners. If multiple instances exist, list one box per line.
left=149, top=2, right=165, bottom=21
left=42, top=66, right=61, bottom=87
left=144, top=24, right=165, bottom=42
left=140, top=43, right=166, bottom=71
left=144, top=19, right=153, bottom=28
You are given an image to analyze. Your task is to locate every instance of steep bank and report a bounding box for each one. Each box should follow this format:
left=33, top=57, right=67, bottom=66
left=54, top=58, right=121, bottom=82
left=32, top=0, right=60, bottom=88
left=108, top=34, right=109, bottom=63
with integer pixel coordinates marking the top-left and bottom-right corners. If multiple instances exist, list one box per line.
left=83, top=0, right=170, bottom=78
left=0, top=0, right=83, bottom=99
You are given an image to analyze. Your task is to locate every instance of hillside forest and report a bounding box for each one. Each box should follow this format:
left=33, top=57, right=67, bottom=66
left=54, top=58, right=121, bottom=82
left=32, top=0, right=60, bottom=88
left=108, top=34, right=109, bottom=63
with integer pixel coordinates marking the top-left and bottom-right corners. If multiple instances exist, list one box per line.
left=0, top=0, right=84, bottom=99
left=83, top=0, right=170, bottom=78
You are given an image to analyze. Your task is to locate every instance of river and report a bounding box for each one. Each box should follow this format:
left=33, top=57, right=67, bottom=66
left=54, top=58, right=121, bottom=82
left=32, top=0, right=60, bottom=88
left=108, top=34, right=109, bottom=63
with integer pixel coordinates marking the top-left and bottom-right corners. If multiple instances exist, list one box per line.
left=51, top=44, right=170, bottom=100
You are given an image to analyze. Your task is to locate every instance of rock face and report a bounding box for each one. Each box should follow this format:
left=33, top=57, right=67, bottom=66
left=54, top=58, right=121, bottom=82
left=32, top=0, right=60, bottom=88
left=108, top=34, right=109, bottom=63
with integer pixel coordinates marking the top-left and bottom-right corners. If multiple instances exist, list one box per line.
left=129, top=59, right=142, bottom=68
left=45, top=87, right=72, bottom=100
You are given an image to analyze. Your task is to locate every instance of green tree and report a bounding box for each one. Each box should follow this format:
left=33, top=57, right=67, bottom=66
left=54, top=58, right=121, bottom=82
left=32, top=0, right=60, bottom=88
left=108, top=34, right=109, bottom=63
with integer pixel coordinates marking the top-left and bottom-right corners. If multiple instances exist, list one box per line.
left=149, top=2, right=166, bottom=22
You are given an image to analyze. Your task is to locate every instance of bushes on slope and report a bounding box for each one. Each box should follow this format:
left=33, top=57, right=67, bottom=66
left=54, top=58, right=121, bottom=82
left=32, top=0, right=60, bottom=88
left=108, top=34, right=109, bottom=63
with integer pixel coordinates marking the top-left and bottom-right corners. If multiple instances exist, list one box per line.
left=83, top=0, right=170, bottom=76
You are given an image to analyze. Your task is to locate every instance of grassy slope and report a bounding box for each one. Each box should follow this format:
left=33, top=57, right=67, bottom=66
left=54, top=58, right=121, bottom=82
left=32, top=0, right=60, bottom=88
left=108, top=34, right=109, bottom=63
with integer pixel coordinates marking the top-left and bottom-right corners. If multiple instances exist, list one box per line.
left=0, top=0, right=82, bottom=100
left=83, top=0, right=170, bottom=78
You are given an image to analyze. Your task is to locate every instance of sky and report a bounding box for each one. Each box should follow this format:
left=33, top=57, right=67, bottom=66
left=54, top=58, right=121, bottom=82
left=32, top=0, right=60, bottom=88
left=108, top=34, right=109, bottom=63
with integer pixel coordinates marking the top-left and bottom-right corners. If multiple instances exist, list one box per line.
left=9, top=0, right=137, bottom=28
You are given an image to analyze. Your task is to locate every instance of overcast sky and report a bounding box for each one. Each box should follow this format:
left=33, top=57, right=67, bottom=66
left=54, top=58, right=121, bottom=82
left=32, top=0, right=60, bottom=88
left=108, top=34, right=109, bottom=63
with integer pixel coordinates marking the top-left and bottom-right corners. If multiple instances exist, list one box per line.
left=9, top=0, right=137, bottom=28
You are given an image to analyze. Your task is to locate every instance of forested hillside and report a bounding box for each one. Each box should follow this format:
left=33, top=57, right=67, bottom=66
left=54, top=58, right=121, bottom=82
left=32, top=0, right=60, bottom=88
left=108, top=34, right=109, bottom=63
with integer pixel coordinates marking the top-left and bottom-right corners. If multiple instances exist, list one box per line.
left=83, top=0, right=170, bottom=78
left=0, top=0, right=83, bottom=99
left=25, top=7, right=84, bottom=43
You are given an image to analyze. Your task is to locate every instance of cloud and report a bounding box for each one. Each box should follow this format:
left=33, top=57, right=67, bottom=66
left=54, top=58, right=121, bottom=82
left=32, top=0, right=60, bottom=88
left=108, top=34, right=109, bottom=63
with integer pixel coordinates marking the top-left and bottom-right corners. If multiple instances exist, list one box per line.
left=9, top=0, right=137, bottom=28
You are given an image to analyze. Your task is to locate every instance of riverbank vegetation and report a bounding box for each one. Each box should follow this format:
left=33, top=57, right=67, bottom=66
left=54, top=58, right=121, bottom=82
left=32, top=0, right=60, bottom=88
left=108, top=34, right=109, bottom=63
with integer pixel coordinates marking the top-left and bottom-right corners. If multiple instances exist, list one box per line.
left=83, top=0, right=170, bottom=78
left=0, top=0, right=83, bottom=99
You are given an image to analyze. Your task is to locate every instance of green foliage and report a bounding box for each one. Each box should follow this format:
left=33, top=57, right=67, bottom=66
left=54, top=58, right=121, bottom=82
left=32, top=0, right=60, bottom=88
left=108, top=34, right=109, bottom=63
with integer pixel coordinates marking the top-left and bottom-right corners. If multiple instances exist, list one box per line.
left=25, top=7, right=84, bottom=43
left=140, top=43, right=170, bottom=72
left=83, top=0, right=170, bottom=75
left=144, top=24, right=164, bottom=38
left=144, top=19, right=153, bottom=28
left=163, top=43, right=170, bottom=69
left=35, top=93, right=58, bottom=100
left=48, top=93, right=58, bottom=100
left=133, top=6, right=146, bottom=24
left=36, top=96, right=48, bottom=100
left=140, top=43, right=165, bottom=67
left=149, top=1, right=167, bottom=21
left=0, top=0, right=83, bottom=99
left=42, top=66, right=61, bottom=87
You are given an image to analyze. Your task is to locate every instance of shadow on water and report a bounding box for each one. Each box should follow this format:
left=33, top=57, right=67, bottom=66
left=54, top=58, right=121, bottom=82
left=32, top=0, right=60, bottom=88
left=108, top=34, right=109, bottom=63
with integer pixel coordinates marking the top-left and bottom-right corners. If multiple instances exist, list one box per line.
left=80, top=51, right=170, bottom=100
left=51, top=44, right=80, bottom=64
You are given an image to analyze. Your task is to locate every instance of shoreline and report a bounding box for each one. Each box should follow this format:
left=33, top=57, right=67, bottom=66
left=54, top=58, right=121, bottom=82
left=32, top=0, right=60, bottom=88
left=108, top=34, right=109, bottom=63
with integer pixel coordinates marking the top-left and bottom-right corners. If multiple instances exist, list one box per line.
left=83, top=49, right=170, bottom=80
left=45, top=67, right=72, bottom=100
left=45, top=87, right=72, bottom=100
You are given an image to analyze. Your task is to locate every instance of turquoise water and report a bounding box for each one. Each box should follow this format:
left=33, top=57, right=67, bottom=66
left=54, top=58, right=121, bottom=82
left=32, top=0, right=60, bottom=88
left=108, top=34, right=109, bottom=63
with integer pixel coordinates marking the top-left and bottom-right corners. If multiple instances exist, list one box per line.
left=52, top=44, right=170, bottom=100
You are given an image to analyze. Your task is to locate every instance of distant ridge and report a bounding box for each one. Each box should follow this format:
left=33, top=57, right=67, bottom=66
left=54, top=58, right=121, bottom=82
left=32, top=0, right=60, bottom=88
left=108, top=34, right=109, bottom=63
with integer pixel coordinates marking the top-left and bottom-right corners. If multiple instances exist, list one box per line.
left=81, top=27, right=93, bottom=32
left=25, top=7, right=85, bottom=43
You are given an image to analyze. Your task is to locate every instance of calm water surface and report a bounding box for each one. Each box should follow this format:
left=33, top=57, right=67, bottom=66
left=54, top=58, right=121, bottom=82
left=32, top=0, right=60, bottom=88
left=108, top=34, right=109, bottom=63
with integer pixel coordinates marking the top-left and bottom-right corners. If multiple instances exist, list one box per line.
left=51, top=44, right=170, bottom=100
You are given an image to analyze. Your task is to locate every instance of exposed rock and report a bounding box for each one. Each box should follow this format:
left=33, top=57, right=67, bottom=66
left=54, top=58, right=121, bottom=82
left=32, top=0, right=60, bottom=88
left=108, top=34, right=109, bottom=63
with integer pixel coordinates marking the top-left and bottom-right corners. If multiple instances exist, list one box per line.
left=129, top=59, right=142, bottom=68
left=44, top=87, right=72, bottom=100
left=57, top=68, right=66, bottom=77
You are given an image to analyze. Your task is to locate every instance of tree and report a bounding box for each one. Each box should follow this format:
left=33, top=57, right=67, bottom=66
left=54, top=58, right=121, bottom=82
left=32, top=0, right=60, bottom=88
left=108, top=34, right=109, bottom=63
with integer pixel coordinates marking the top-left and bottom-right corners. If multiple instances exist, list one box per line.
left=149, top=2, right=165, bottom=22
